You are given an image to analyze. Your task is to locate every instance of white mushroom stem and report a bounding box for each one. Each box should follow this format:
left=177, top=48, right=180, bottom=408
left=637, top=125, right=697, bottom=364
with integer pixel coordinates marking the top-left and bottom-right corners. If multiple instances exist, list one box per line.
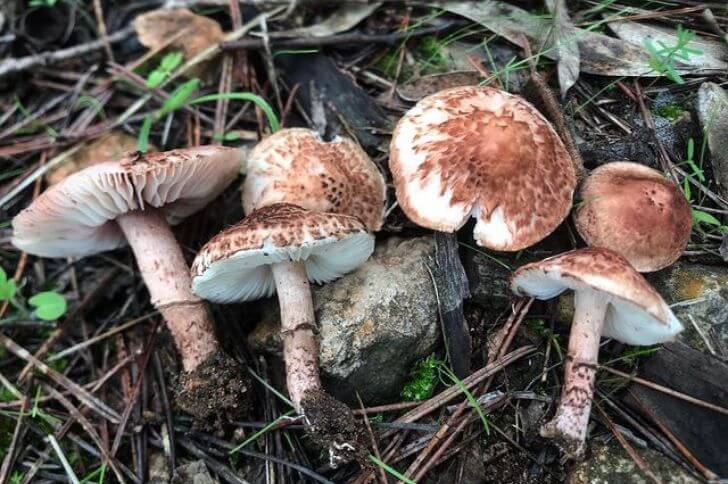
left=270, top=260, right=321, bottom=413
left=117, top=208, right=219, bottom=372
left=541, top=289, right=609, bottom=458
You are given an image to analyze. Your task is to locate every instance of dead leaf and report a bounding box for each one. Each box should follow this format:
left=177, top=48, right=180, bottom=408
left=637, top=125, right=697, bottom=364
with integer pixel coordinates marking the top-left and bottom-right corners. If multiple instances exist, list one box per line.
left=608, top=21, right=728, bottom=73
left=424, top=1, right=720, bottom=78
left=46, top=131, right=153, bottom=185
left=545, top=0, right=580, bottom=97
left=397, top=71, right=481, bottom=101
left=696, top=82, right=728, bottom=200
left=134, top=8, right=223, bottom=79
left=269, top=3, right=382, bottom=38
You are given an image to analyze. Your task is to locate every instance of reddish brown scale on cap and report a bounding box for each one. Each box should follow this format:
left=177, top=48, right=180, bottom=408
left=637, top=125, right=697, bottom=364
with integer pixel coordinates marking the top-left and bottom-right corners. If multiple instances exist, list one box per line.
left=243, top=129, right=386, bottom=231
left=514, top=247, right=671, bottom=324
left=191, top=203, right=368, bottom=276
left=389, top=86, right=576, bottom=251
left=574, top=162, right=692, bottom=272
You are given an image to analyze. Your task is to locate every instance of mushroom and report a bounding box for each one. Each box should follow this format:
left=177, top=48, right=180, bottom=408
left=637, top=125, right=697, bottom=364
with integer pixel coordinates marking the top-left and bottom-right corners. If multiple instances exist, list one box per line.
left=574, top=161, right=692, bottom=272
left=12, top=147, right=248, bottom=419
left=192, top=203, right=373, bottom=466
left=510, top=247, right=683, bottom=458
left=243, top=128, right=386, bottom=231
left=389, top=86, right=577, bottom=251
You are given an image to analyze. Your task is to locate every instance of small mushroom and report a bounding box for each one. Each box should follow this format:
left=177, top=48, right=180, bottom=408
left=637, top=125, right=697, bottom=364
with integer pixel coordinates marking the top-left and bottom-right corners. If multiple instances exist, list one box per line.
left=12, top=147, right=247, bottom=419
left=191, top=203, right=373, bottom=466
left=510, top=247, right=683, bottom=458
left=243, top=128, right=386, bottom=231
left=389, top=86, right=577, bottom=251
left=574, top=161, right=692, bottom=272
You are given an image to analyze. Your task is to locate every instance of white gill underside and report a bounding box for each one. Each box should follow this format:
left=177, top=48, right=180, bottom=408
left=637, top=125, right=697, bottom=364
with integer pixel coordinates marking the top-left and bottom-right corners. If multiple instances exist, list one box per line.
left=191, top=232, right=375, bottom=303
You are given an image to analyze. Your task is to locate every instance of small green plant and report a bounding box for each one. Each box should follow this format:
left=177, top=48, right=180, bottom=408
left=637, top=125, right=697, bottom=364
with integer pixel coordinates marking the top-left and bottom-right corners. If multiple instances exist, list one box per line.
left=654, top=102, right=685, bottom=120
left=146, top=52, right=184, bottom=88
left=643, top=26, right=701, bottom=84
left=400, top=354, right=441, bottom=401
left=137, top=80, right=279, bottom=152
left=29, top=0, right=58, bottom=7
left=526, top=318, right=563, bottom=360
left=0, top=267, right=67, bottom=322
left=369, top=455, right=414, bottom=484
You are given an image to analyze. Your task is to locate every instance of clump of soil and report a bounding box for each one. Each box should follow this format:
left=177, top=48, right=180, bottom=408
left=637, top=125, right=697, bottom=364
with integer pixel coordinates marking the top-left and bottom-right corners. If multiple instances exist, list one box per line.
left=300, top=389, right=365, bottom=468
left=175, top=350, right=251, bottom=423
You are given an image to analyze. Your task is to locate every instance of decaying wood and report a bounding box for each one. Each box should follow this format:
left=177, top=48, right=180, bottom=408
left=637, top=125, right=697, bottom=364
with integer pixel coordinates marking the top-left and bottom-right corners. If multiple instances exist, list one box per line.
left=623, top=342, right=728, bottom=477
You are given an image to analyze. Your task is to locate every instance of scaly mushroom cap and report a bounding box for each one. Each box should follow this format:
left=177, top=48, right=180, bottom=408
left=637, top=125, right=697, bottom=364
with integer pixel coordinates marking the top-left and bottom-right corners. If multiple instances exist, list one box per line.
left=191, top=203, right=373, bottom=303
left=389, top=86, right=576, bottom=251
left=12, top=147, right=243, bottom=258
left=243, top=128, right=386, bottom=231
left=574, top=162, right=692, bottom=272
left=511, top=248, right=683, bottom=345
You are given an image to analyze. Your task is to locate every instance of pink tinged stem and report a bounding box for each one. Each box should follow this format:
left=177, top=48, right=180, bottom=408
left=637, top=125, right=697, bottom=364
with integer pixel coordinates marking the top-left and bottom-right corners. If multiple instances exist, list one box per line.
left=271, top=261, right=321, bottom=414
left=116, top=208, right=218, bottom=372
left=541, top=289, right=609, bottom=458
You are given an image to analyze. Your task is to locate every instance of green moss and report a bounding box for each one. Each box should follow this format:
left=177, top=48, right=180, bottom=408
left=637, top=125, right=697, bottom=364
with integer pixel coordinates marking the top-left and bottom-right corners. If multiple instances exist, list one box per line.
left=654, top=102, right=685, bottom=120
left=400, top=354, right=441, bottom=401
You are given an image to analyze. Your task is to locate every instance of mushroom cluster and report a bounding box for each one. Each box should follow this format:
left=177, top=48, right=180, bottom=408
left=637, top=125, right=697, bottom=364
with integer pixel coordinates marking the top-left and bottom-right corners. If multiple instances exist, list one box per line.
left=9, top=83, right=689, bottom=466
left=388, top=86, right=686, bottom=459
left=192, top=128, right=386, bottom=466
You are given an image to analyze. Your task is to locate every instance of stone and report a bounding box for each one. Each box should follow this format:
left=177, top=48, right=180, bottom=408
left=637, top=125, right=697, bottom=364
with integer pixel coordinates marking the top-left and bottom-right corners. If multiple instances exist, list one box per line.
left=696, top=82, right=728, bottom=199
left=249, top=237, right=440, bottom=404
left=171, top=460, right=219, bottom=484
left=568, top=441, right=699, bottom=484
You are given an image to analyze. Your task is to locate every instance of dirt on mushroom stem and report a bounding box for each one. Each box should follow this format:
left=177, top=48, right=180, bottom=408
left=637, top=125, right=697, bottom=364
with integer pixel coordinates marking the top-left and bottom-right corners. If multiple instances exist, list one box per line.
left=540, top=289, right=609, bottom=458
left=271, top=260, right=364, bottom=466
left=116, top=207, right=250, bottom=420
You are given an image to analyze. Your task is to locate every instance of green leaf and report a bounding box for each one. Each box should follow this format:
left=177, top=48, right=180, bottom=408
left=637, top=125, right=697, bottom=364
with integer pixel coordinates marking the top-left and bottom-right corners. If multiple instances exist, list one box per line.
left=28, top=292, right=67, bottom=321
left=137, top=116, right=153, bottom=153
left=160, top=52, right=183, bottom=71
left=158, top=78, right=200, bottom=118
left=145, top=70, right=166, bottom=88
left=0, top=268, right=16, bottom=301
left=190, top=92, right=280, bottom=132
left=692, top=209, right=723, bottom=227
left=369, top=455, right=414, bottom=484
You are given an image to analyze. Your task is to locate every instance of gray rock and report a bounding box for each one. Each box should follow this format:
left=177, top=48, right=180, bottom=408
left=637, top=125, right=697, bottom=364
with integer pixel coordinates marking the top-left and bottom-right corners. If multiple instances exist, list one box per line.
left=650, top=262, right=728, bottom=355
left=569, top=441, right=699, bottom=484
left=249, top=237, right=440, bottom=404
left=172, top=460, right=219, bottom=484
left=697, top=82, right=728, bottom=199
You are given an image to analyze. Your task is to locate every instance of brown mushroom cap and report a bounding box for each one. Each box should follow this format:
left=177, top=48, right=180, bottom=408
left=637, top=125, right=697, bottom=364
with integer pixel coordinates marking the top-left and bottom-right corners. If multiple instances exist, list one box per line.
left=574, top=161, right=692, bottom=272
left=389, top=86, right=576, bottom=251
left=191, top=203, right=373, bottom=303
left=243, top=128, right=386, bottom=231
left=12, top=147, right=242, bottom=258
left=511, top=247, right=682, bottom=345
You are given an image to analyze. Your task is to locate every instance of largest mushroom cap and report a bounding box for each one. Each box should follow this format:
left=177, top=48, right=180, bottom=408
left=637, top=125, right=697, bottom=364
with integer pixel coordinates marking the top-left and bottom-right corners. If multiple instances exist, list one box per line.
left=389, top=86, right=576, bottom=251
left=191, top=203, right=374, bottom=303
left=12, top=147, right=242, bottom=258
left=511, top=247, right=683, bottom=345
left=574, top=161, right=692, bottom=272
left=243, top=128, right=386, bottom=231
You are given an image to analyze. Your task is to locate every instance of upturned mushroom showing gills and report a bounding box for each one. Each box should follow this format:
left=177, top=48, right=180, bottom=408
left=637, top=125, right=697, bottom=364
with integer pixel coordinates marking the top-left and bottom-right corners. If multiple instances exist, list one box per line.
left=510, top=247, right=683, bottom=458
left=11, top=147, right=248, bottom=420
left=389, top=86, right=577, bottom=251
left=574, top=161, right=692, bottom=272
left=191, top=203, right=373, bottom=466
left=243, top=127, right=386, bottom=231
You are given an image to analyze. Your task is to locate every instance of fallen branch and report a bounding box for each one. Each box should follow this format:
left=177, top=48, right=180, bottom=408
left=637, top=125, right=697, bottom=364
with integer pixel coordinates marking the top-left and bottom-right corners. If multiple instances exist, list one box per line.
left=0, top=27, right=133, bottom=79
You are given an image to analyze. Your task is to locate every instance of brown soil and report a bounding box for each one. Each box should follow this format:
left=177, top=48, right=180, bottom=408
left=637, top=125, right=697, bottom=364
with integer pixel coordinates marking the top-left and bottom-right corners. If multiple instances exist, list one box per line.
left=175, top=349, right=251, bottom=423
left=300, top=388, right=365, bottom=468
